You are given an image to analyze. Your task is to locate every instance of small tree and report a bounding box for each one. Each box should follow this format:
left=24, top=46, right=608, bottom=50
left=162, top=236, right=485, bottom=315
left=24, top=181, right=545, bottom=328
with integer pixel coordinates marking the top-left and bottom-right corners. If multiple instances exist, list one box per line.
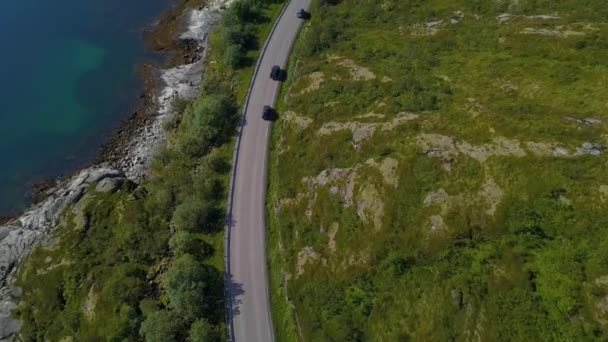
left=189, top=319, right=222, bottom=341
left=224, top=44, right=246, bottom=68
left=164, top=255, right=212, bottom=320
left=171, top=199, right=211, bottom=232
left=169, top=232, right=214, bottom=259
left=139, top=309, right=181, bottom=342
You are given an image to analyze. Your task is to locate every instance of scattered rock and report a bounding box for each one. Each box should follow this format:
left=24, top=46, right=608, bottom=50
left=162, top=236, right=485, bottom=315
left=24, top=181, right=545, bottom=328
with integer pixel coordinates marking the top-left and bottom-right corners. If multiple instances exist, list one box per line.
left=298, top=72, right=325, bottom=94
left=417, top=134, right=527, bottom=163
left=0, top=294, right=20, bottom=339
left=564, top=116, right=602, bottom=126
left=526, top=15, right=560, bottom=20
left=479, top=177, right=503, bottom=216
left=329, top=56, right=377, bottom=80
left=599, top=185, right=608, bottom=202
left=356, top=112, right=386, bottom=120
left=497, top=13, right=512, bottom=23
left=525, top=142, right=555, bottom=156
left=424, top=189, right=449, bottom=206
left=357, top=184, right=385, bottom=231
left=318, top=112, right=418, bottom=148
left=497, top=13, right=560, bottom=23
left=520, top=27, right=584, bottom=37
left=552, top=147, right=570, bottom=157
left=576, top=142, right=605, bottom=156
left=82, top=284, right=98, bottom=320
left=407, top=21, right=443, bottom=36
left=328, top=223, right=339, bottom=253
left=95, top=176, right=126, bottom=193
left=296, top=247, right=320, bottom=277
left=283, top=111, right=314, bottom=130
left=430, top=215, right=446, bottom=231
left=366, top=158, right=399, bottom=187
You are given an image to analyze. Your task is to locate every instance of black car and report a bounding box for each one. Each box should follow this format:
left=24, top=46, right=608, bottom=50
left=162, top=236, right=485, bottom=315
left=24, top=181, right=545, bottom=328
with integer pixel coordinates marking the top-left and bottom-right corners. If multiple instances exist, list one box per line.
left=296, top=9, right=309, bottom=19
left=270, top=65, right=282, bottom=81
left=262, top=105, right=275, bottom=120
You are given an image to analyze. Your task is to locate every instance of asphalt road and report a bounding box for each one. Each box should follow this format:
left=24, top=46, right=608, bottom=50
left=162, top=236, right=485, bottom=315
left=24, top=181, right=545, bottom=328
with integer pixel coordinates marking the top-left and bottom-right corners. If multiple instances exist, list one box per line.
left=227, top=0, right=311, bottom=341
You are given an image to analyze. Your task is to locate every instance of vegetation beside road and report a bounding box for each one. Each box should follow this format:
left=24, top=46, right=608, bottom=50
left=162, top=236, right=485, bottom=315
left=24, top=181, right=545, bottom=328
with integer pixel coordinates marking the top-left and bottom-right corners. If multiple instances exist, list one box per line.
left=13, top=0, right=284, bottom=340
left=268, top=0, right=608, bottom=340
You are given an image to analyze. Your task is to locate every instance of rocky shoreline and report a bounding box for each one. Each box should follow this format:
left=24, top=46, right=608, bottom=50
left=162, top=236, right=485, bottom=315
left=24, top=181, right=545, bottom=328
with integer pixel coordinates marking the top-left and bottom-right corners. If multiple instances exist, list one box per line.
left=0, top=0, right=234, bottom=339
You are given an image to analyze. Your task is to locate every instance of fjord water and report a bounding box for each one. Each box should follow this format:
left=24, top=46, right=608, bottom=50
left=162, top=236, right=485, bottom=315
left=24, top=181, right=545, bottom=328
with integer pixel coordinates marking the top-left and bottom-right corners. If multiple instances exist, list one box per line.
left=0, top=0, right=171, bottom=213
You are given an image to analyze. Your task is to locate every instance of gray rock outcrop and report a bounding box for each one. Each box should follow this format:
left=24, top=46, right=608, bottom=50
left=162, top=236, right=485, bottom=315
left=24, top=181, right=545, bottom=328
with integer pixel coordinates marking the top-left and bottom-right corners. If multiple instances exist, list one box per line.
left=0, top=168, right=125, bottom=340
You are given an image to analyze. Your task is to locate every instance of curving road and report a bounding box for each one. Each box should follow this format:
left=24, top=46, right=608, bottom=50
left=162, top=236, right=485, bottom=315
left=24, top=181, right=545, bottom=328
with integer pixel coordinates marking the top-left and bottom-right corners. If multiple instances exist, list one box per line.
left=226, top=0, right=310, bottom=341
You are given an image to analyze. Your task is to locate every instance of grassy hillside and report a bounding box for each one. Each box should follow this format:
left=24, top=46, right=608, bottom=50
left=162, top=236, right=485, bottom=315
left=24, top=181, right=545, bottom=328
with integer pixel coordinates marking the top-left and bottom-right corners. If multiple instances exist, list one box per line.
left=12, top=1, right=284, bottom=341
left=268, top=0, right=608, bottom=340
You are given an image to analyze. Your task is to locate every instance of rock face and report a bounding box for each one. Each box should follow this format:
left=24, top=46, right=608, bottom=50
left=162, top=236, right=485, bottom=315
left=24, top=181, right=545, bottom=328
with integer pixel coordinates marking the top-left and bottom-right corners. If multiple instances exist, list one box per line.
left=0, top=168, right=125, bottom=340
left=118, top=0, right=235, bottom=182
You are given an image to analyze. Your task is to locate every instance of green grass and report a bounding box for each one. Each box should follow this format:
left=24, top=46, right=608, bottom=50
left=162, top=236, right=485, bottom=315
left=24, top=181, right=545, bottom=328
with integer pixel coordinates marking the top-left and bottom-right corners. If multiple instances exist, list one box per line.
left=267, top=0, right=608, bottom=340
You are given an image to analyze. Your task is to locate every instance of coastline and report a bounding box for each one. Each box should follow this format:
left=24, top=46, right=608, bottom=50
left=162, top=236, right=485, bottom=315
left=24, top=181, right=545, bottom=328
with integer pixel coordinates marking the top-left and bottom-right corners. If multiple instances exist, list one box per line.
left=0, top=0, right=233, bottom=339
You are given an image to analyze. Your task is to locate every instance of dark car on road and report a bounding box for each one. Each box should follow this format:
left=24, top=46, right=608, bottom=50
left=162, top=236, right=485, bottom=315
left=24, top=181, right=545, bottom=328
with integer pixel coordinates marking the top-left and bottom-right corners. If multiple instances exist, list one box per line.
left=270, top=65, right=284, bottom=81
left=296, top=9, right=309, bottom=19
left=262, top=105, right=275, bottom=121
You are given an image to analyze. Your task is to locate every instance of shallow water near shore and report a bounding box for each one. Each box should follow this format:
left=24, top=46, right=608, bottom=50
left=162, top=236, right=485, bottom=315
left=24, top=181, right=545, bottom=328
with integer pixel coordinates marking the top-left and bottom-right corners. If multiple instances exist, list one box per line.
left=0, top=0, right=172, bottom=213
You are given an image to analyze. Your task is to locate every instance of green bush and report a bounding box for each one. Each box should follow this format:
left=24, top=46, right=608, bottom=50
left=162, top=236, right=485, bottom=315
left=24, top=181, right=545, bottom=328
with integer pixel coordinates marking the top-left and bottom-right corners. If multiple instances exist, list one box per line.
left=139, top=309, right=182, bottom=342
left=189, top=319, right=224, bottom=342
left=171, top=199, right=212, bottom=232
left=223, top=44, right=247, bottom=68
left=177, top=95, right=238, bottom=158
left=169, top=231, right=214, bottom=258
left=164, top=255, right=216, bottom=321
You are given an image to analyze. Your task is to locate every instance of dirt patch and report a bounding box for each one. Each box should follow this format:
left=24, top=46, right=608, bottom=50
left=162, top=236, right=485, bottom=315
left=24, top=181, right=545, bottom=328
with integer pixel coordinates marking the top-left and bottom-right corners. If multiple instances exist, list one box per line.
left=424, top=189, right=449, bottom=207
left=283, top=111, right=313, bottom=129
left=599, top=185, right=608, bottom=202
left=520, top=27, right=584, bottom=37
left=405, top=20, right=443, bottom=36
left=82, top=284, right=98, bottom=320
left=430, top=215, right=446, bottom=231
left=479, top=177, right=503, bottom=216
left=299, top=166, right=360, bottom=220
left=328, top=222, right=339, bottom=253
left=525, top=142, right=555, bottom=156
left=329, top=55, right=377, bottom=80
left=319, top=112, right=418, bottom=148
left=462, top=98, right=485, bottom=117
left=299, top=71, right=325, bottom=94
left=356, top=112, right=386, bottom=120
left=37, top=258, right=73, bottom=275
left=297, top=247, right=321, bottom=277
left=497, top=13, right=560, bottom=23
left=366, top=158, right=399, bottom=187
left=356, top=184, right=384, bottom=231
left=564, top=116, right=602, bottom=126
left=520, top=24, right=595, bottom=38
left=418, top=134, right=527, bottom=163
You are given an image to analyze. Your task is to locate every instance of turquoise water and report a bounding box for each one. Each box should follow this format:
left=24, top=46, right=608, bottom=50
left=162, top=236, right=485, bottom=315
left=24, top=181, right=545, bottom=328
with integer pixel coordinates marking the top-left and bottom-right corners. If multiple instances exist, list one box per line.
left=0, top=0, right=171, bottom=213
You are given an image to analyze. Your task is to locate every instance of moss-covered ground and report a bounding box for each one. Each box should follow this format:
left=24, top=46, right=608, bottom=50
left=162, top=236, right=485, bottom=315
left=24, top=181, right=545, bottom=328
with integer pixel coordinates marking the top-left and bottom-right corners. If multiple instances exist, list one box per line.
left=268, top=0, right=608, bottom=340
